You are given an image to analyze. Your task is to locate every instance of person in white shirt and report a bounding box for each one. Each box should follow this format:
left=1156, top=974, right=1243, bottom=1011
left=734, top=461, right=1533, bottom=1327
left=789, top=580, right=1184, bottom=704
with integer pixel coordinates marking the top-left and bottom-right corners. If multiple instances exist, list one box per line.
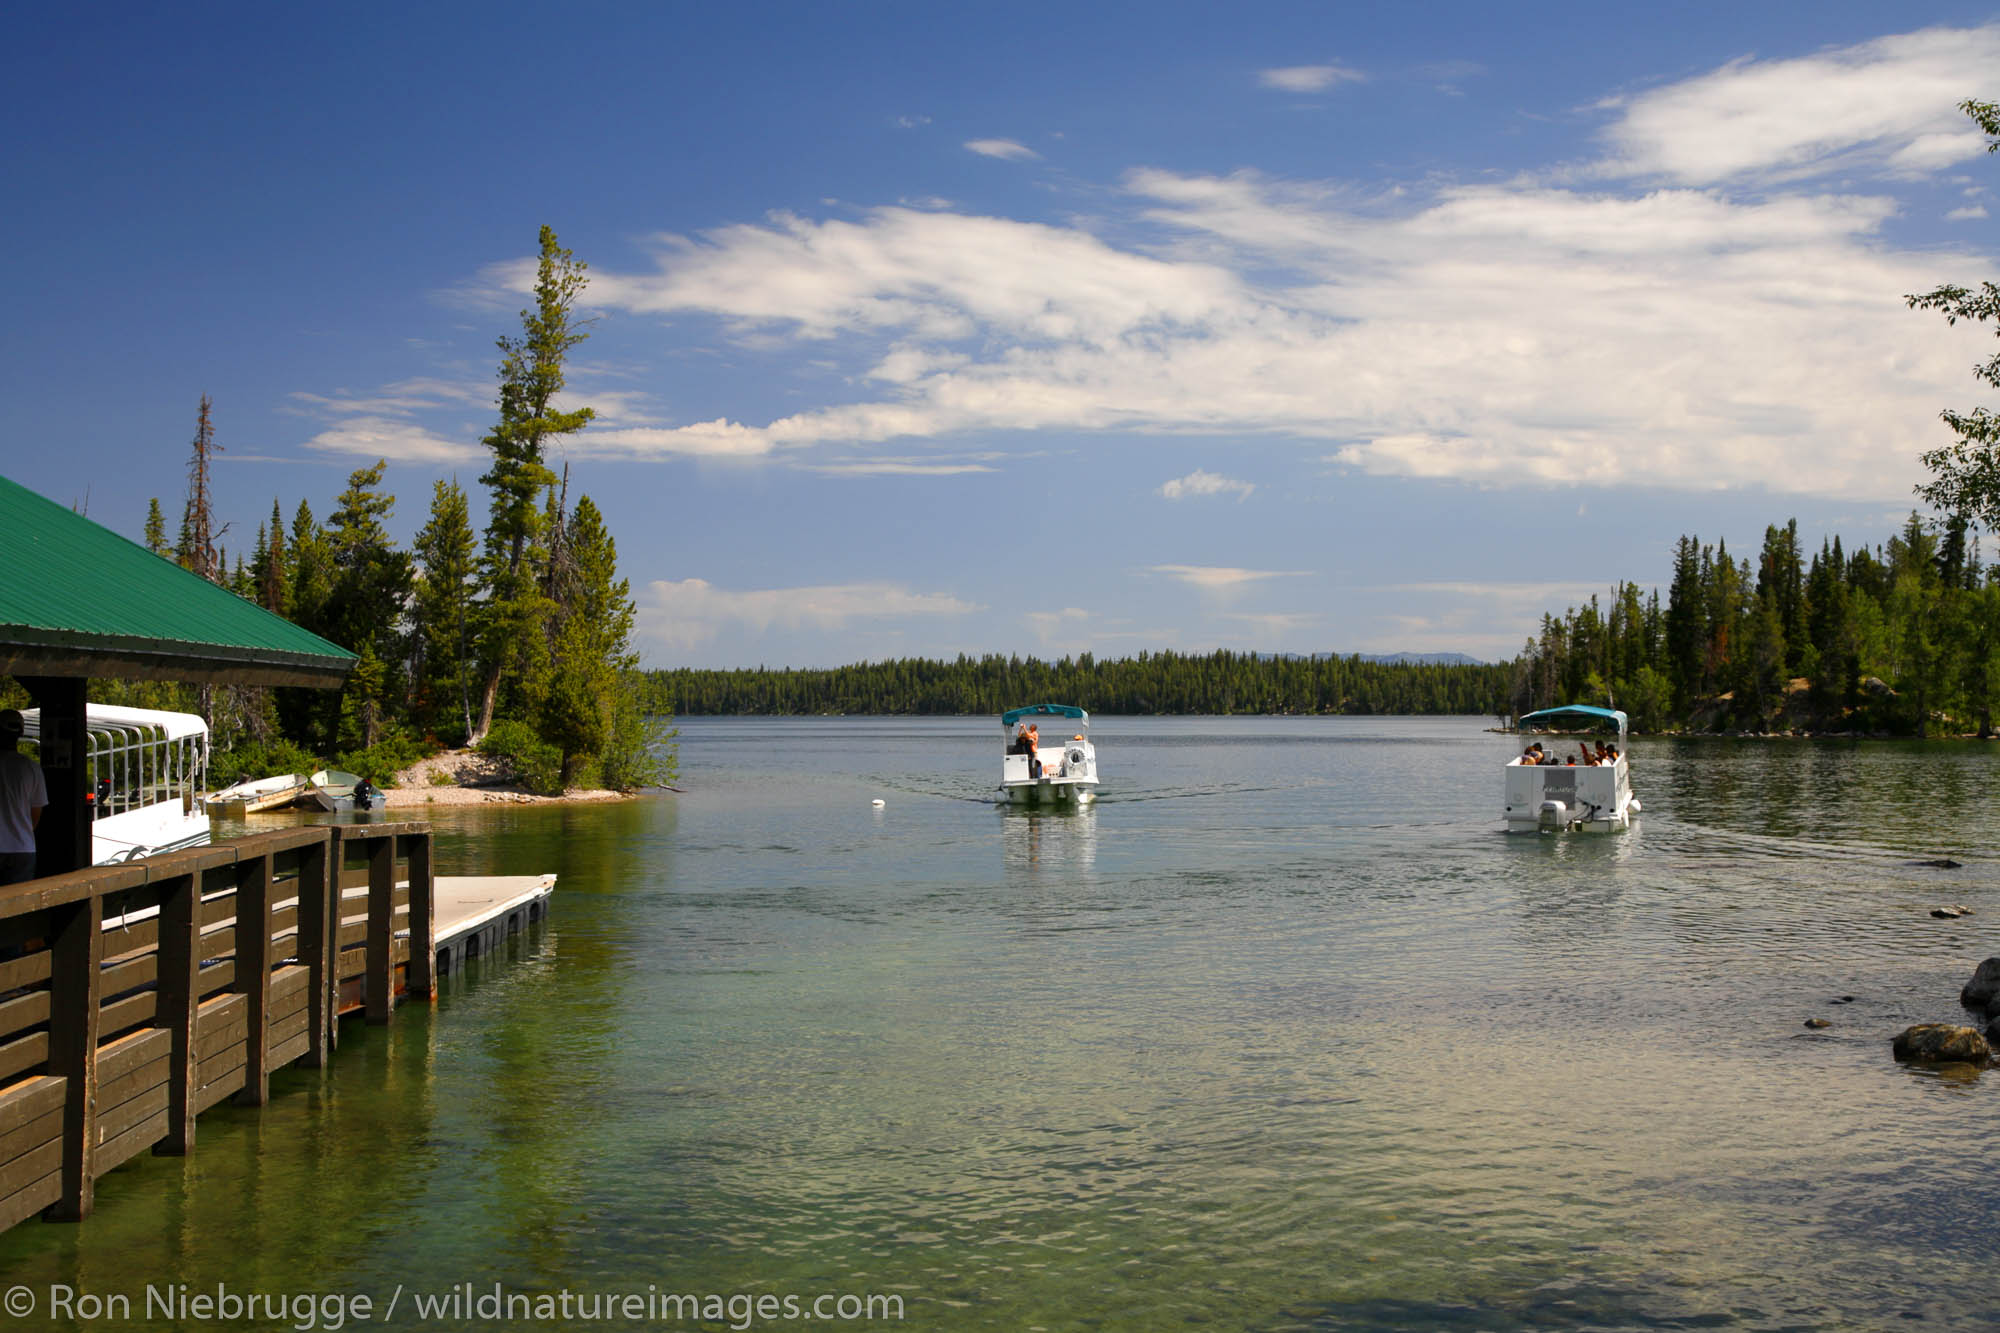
left=0, top=709, right=47, bottom=885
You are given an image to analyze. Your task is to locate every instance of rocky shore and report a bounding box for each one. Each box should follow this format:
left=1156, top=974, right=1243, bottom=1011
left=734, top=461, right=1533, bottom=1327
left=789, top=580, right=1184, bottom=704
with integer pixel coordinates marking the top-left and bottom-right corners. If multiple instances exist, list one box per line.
left=384, top=748, right=639, bottom=807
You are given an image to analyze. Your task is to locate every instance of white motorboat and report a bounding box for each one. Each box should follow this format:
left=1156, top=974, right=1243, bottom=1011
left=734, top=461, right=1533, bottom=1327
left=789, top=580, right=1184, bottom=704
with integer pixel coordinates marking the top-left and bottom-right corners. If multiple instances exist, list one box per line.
left=1504, top=704, right=1642, bottom=834
left=19, top=704, right=211, bottom=863
left=999, top=704, right=1100, bottom=805
left=207, top=771, right=314, bottom=816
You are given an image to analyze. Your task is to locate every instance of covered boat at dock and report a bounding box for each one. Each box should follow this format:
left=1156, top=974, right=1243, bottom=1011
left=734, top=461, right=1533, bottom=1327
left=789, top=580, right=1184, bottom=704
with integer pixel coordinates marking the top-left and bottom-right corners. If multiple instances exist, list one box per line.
left=1504, top=704, right=1641, bottom=834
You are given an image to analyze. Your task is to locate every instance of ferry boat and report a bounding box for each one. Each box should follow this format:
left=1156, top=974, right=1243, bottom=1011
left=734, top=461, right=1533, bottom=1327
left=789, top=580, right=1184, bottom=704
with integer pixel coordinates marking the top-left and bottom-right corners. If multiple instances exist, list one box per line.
left=999, top=704, right=1100, bottom=805
left=1504, top=704, right=1641, bottom=834
left=19, top=704, right=211, bottom=863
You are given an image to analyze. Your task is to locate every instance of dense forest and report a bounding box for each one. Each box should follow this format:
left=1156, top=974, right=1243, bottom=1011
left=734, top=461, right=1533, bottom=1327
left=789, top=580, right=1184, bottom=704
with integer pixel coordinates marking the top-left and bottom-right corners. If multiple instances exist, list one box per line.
left=645, top=652, right=1515, bottom=717
left=645, top=510, right=2000, bottom=739
left=1513, top=514, right=2000, bottom=736
left=63, top=228, right=670, bottom=794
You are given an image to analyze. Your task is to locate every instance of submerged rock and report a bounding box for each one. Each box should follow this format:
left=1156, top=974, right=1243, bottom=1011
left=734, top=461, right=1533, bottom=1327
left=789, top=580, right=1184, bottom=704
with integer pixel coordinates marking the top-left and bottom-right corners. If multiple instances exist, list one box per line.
left=1960, top=958, right=2000, bottom=1011
left=1931, top=905, right=1973, bottom=919
left=1892, top=1024, right=1991, bottom=1065
left=1913, top=858, right=1965, bottom=869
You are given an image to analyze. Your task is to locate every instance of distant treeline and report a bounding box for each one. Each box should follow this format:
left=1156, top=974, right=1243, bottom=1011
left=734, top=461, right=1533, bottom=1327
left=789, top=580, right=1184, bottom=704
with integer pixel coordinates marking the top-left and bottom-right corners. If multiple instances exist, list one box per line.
left=643, top=651, right=1514, bottom=717
left=1515, top=514, right=2000, bottom=736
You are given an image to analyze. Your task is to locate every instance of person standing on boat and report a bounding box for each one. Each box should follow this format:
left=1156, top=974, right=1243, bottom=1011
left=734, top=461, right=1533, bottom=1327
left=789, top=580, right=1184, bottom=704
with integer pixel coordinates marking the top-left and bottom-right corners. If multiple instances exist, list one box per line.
left=0, top=709, right=47, bottom=885
left=1025, top=722, right=1043, bottom=778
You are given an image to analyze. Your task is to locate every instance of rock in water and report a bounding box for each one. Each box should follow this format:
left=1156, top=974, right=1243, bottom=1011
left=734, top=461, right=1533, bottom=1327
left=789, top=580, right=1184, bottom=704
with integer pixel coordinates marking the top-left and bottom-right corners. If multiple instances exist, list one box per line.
left=1892, top=1024, right=1991, bottom=1065
left=1961, top=958, right=2000, bottom=1010
left=1803, top=1018, right=1831, bottom=1029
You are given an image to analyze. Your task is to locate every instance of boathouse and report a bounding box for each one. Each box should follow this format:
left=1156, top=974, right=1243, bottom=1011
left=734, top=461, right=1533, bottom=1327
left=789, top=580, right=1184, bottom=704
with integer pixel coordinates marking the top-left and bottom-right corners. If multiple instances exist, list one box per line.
left=0, top=474, right=356, bottom=876
left=0, top=474, right=437, bottom=1232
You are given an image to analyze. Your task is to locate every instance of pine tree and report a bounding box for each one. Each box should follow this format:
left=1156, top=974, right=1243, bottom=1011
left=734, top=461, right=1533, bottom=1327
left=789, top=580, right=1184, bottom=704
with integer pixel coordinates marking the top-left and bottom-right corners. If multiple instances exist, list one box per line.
left=412, top=479, right=479, bottom=743
left=473, top=225, right=596, bottom=742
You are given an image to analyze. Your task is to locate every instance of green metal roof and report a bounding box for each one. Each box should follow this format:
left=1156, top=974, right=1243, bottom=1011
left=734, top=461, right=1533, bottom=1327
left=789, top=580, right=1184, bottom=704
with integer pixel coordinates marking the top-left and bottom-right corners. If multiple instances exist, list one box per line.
left=0, top=474, right=357, bottom=688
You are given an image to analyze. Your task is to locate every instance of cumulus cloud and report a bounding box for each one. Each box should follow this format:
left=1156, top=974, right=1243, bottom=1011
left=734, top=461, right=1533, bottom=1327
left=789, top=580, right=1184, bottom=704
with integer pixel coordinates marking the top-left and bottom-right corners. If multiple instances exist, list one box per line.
left=1595, top=25, right=2000, bottom=184
left=500, top=24, right=1995, bottom=502
left=1159, top=469, right=1254, bottom=500
left=1947, top=205, right=1990, bottom=221
left=1259, top=64, right=1364, bottom=93
left=965, top=138, right=1039, bottom=161
left=639, top=578, right=979, bottom=653
left=299, top=416, right=482, bottom=464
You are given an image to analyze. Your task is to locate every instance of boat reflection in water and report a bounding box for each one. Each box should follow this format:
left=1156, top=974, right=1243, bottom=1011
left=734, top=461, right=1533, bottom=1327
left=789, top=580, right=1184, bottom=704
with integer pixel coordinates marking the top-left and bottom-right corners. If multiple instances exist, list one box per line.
left=999, top=801, right=1099, bottom=876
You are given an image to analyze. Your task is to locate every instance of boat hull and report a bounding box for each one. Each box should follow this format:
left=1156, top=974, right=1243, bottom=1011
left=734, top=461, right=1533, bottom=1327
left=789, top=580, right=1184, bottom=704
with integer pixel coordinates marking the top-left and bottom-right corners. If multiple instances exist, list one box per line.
left=1000, top=778, right=1098, bottom=806
left=1503, top=756, right=1638, bottom=834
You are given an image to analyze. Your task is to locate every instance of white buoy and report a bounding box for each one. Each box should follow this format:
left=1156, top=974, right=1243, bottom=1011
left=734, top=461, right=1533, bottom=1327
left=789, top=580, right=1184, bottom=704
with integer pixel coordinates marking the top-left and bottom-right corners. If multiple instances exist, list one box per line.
left=872, top=798, right=885, bottom=807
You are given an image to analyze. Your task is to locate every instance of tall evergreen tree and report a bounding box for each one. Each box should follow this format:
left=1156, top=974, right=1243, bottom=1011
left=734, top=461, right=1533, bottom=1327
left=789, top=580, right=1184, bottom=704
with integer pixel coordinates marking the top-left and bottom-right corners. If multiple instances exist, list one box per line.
left=412, top=479, right=479, bottom=743
left=473, top=225, right=596, bottom=741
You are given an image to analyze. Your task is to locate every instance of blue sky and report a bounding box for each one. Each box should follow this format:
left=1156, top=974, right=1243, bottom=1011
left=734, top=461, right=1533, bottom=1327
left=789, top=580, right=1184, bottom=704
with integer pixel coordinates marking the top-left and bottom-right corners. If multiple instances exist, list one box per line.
left=7, top=3, right=2000, bottom=668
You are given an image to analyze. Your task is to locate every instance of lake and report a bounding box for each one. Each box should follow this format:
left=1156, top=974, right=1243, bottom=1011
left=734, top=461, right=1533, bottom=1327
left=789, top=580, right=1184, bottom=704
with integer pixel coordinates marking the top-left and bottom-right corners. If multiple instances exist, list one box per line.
left=3, top=715, right=1997, bottom=1331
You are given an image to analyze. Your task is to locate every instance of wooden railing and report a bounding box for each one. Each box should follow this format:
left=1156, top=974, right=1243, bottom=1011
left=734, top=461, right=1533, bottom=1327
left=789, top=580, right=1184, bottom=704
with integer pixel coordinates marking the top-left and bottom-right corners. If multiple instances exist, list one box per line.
left=0, top=822, right=433, bottom=1232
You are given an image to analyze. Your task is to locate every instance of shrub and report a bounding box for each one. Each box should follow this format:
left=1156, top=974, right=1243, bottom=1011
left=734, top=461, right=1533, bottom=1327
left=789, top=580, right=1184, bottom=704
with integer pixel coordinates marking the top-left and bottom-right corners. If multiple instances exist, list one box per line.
left=477, top=719, right=563, bottom=795
left=333, top=732, right=434, bottom=788
left=209, top=738, right=320, bottom=789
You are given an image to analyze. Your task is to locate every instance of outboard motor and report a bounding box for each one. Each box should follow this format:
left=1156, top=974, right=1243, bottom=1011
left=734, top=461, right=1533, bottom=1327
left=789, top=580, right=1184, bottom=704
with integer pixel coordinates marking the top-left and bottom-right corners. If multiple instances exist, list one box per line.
left=1537, top=799, right=1568, bottom=833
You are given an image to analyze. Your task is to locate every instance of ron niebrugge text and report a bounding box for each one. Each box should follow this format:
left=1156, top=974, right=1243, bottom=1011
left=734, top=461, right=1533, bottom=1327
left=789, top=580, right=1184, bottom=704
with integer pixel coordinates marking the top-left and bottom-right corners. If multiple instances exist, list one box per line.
left=24, top=1282, right=906, bottom=1329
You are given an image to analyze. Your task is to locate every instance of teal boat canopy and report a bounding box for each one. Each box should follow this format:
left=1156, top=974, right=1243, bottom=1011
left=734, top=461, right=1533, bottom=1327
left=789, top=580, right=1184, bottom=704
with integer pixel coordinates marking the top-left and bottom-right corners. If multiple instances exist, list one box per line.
left=1518, top=705, right=1628, bottom=734
left=1001, top=704, right=1089, bottom=728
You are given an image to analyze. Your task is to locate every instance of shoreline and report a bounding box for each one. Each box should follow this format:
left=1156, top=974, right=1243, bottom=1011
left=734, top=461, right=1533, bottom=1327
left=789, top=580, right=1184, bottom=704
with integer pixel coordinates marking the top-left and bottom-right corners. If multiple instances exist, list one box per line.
left=381, top=785, right=643, bottom=808
left=384, top=748, right=649, bottom=808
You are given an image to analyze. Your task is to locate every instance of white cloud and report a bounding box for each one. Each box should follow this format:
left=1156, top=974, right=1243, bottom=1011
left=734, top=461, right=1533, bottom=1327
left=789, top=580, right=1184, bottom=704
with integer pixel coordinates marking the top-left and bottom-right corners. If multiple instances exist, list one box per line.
left=1947, top=205, right=1989, bottom=221
left=1259, top=64, right=1364, bottom=93
left=299, top=416, right=482, bottom=464
left=1596, top=25, right=2000, bottom=184
left=535, top=27, right=1997, bottom=503
left=1149, top=565, right=1308, bottom=590
left=965, top=138, right=1039, bottom=161
left=639, top=578, right=980, bottom=653
left=1159, top=469, right=1254, bottom=501
left=291, top=377, right=486, bottom=417
left=1024, top=605, right=1092, bottom=650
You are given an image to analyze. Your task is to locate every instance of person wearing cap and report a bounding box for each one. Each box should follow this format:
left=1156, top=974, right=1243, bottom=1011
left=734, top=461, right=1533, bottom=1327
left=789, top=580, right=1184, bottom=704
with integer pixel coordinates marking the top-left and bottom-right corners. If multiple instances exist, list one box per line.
left=0, top=709, right=46, bottom=885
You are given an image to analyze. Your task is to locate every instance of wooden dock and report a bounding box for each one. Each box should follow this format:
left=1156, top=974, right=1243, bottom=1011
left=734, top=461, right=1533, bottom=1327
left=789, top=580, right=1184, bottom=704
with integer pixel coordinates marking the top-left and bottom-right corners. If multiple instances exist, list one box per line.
left=0, top=822, right=553, bottom=1234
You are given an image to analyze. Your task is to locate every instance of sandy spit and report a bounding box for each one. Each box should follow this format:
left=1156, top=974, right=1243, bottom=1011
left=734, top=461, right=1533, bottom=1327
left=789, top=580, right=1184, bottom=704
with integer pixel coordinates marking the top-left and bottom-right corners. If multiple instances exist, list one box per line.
left=384, top=748, right=640, bottom=808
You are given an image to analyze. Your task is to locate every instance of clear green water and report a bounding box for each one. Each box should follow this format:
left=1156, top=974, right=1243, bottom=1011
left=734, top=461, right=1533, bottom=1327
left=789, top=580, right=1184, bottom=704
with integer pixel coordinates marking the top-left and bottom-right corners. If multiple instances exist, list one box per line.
left=5, top=717, right=1998, bottom=1331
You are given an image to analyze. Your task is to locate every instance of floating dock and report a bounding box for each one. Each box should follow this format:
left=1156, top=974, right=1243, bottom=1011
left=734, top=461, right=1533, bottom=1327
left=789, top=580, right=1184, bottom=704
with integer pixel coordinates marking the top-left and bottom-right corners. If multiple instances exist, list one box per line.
left=432, top=874, right=556, bottom=977
left=0, top=823, right=554, bottom=1234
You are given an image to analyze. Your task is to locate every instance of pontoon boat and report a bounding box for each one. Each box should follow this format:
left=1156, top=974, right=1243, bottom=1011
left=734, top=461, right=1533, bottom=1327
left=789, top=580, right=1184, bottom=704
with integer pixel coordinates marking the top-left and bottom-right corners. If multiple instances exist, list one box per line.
left=1504, top=704, right=1641, bottom=834
left=999, top=704, right=1099, bottom=805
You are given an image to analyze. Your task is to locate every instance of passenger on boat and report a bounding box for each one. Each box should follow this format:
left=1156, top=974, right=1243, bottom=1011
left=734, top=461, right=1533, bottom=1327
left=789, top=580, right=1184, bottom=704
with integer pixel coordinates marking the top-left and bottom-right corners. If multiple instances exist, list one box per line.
left=1026, top=723, right=1042, bottom=778
left=1011, top=725, right=1034, bottom=755
left=1520, top=742, right=1543, bottom=764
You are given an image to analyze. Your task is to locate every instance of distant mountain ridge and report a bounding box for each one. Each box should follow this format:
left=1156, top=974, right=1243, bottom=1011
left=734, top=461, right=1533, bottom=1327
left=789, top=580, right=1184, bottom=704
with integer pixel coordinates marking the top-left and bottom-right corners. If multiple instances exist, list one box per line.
left=1259, top=651, right=1489, bottom=666
left=1353, top=651, right=1486, bottom=666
